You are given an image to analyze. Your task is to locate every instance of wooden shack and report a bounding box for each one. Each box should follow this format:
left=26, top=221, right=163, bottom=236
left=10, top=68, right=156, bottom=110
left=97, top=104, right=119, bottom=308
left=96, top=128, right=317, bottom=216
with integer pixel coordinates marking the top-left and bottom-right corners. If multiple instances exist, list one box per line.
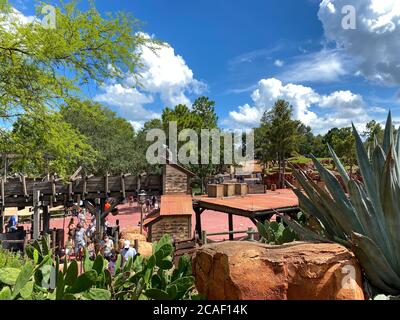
left=144, top=195, right=193, bottom=242
left=162, top=160, right=196, bottom=195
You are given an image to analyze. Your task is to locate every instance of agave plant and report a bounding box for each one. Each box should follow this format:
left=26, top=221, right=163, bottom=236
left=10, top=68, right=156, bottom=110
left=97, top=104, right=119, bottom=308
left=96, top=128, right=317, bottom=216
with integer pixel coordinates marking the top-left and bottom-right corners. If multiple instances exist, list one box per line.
left=285, top=112, right=400, bottom=295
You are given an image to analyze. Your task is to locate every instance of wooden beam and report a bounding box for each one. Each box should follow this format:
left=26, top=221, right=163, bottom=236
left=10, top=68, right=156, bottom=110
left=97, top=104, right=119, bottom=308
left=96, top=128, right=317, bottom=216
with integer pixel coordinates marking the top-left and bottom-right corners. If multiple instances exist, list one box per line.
left=70, top=166, right=82, bottom=181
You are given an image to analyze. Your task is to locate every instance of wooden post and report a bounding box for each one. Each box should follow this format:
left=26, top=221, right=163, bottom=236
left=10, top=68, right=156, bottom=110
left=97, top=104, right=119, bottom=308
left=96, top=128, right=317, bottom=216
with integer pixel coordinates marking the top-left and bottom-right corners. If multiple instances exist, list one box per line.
left=0, top=207, right=3, bottom=234
left=140, top=204, right=144, bottom=235
left=0, top=178, right=4, bottom=233
left=105, top=174, right=110, bottom=197
left=134, top=239, right=139, bottom=253
left=228, top=213, right=234, bottom=241
left=33, top=189, right=41, bottom=240
left=82, top=175, right=87, bottom=201
left=114, top=219, right=119, bottom=248
left=248, top=227, right=254, bottom=241
left=194, top=207, right=203, bottom=238
left=201, top=230, right=207, bottom=245
left=51, top=228, right=56, bottom=254
left=43, top=206, right=50, bottom=235
left=95, top=198, right=101, bottom=241
left=121, top=174, right=126, bottom=199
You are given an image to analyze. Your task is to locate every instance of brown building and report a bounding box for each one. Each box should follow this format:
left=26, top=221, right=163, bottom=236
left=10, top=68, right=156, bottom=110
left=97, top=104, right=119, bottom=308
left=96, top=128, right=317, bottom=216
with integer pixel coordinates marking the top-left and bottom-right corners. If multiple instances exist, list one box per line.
left=162, top=160, right=195, bottom=195
left=144, top=194, right=193, bottom=242
left=145, top=162, right=195, bottom=242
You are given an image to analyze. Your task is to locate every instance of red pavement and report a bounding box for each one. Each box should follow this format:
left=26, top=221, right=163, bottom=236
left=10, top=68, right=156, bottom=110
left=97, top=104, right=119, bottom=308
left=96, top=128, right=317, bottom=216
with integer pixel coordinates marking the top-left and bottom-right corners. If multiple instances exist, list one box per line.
left=22, top=191, right=296, bottom=244
left=21, top=203, right=254, bottom=243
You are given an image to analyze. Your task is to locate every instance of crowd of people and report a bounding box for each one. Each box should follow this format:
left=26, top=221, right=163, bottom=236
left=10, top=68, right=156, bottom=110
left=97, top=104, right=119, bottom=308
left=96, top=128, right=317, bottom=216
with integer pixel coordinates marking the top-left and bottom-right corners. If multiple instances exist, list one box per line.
left=65, top=205, right=137, bottom=275
left=4, top=196, right=158, bottom=275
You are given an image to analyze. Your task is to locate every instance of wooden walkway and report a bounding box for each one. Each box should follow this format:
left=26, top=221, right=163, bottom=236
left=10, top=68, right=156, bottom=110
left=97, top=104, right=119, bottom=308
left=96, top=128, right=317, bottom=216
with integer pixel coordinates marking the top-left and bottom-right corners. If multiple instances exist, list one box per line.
left=193, top=189, right=299, bottom=240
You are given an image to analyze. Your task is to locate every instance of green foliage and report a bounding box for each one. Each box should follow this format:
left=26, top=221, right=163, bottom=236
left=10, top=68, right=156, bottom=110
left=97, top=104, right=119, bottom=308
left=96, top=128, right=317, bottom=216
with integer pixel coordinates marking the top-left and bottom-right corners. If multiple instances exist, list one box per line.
left=158, top=97, right=223, bottom=191
left=0, top=0, right=157, bottom=178
left=0, top=235, right=197, bottom=300
left=290, top=112, right=400, bottom=295
left=255, top=100, right=302, bottom=186
left=9, top=112, right=96, bottom=178
left=60, top=99, right=141, bottom=175
left=325, top=127, right=357, bottom=173
left=0, top=1, right=154, bottom=120
left=112, top=235, right=196, bottom=300
left=0, top=249, right=27, bottom=269
left=257, top=220, right=297, bottom=245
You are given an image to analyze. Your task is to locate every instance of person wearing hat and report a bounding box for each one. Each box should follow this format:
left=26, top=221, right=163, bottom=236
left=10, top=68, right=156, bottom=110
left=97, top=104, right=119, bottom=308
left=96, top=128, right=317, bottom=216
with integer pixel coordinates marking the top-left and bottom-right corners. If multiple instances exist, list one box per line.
left=120, top=240, right=137, bottom=266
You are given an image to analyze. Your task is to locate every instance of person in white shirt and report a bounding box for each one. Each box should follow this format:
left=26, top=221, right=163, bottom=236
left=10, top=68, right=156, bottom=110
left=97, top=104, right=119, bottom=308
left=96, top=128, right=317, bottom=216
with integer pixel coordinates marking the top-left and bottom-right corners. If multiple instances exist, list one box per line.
left=120, top=240, right=137, bottom=265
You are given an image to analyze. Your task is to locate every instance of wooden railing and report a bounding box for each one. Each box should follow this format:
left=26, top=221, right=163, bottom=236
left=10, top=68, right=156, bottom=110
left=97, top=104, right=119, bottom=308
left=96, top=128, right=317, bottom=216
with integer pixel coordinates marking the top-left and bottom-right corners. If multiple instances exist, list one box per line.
left=201, top=228, right=258, bottom=245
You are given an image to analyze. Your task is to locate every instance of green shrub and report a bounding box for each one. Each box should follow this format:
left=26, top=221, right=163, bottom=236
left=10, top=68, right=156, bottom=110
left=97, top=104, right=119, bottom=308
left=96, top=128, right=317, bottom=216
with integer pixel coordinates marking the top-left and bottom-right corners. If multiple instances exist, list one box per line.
left=287, top=112, right=400, bottom=296
left=0, top=235, right=199, bottom=300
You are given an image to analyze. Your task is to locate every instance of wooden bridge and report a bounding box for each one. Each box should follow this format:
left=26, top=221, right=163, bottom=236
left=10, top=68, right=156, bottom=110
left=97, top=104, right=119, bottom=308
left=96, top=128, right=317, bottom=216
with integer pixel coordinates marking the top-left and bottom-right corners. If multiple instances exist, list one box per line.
left=0, top=168, right=162, bottom=240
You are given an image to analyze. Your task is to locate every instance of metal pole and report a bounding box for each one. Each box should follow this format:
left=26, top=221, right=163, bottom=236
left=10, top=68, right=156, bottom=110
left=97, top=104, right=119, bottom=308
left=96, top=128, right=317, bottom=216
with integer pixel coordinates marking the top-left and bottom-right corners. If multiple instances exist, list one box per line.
left=228, top=213, right=234, bottom=241
left=140, top=204, right=144, bottom=235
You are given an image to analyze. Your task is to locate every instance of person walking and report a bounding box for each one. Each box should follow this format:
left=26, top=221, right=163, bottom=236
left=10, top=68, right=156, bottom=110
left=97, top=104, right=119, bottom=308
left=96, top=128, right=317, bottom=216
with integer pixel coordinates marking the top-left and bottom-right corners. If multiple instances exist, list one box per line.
left=120, top=240, right=137, bottom=266
left=74, top=223, right=86, bottom=260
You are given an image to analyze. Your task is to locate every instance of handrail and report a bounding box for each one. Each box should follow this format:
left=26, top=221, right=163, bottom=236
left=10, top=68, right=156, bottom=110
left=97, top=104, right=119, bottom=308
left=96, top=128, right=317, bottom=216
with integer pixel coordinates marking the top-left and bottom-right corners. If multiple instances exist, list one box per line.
left=201, top=227, right=258, bottom=245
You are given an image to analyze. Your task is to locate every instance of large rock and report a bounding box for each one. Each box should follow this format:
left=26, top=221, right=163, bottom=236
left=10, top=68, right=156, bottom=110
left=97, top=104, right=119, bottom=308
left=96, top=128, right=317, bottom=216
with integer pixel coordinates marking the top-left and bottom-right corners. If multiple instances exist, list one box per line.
left=193, top=241, right=365, bottom=300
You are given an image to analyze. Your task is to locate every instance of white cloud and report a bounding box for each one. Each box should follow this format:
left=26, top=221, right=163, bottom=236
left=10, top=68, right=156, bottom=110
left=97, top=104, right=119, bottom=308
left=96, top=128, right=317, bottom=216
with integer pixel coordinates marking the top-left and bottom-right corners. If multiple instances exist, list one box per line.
left=229, top=104, right=264, bottom=126
left=318, top=0, right=400, bottom=85
left=369, top=106, right=387, bottom=113
left=274, top=59, right=284, bottom=67
left=278, top=49, right=349, bottom=83
left=134, top=42, right=206, bottom=107
left=94, top=84, right=160, bottom=127
left=94, top=34, right=206, bottom=127
left=225, top=78, right=370, bottom=133
left=0, top=7, right=35, bottom=31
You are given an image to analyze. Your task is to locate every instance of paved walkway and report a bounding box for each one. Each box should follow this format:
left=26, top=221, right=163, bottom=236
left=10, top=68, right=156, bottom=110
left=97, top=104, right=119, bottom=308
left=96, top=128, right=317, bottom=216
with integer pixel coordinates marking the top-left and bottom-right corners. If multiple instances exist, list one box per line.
left=20, top=200, right=257, bottom=243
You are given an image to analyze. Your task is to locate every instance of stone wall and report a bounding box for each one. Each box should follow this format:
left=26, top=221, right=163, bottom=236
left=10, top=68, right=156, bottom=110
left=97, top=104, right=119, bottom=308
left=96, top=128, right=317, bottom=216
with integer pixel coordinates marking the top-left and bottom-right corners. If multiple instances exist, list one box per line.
left=163, top=164, right=188, bottom=194
left=149, top=215, right=192, bottom=242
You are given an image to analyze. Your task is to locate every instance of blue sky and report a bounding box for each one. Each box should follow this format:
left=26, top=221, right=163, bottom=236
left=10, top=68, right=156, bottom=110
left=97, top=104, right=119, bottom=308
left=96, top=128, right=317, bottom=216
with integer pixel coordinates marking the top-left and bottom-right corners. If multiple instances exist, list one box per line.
left=10, top=0, right=400, bottom=133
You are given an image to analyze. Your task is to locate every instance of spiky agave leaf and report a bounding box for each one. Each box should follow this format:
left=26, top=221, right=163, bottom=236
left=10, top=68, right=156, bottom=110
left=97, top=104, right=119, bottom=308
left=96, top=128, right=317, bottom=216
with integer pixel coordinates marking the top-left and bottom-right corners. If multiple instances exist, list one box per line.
left=290, top=112, right=400, bottom=295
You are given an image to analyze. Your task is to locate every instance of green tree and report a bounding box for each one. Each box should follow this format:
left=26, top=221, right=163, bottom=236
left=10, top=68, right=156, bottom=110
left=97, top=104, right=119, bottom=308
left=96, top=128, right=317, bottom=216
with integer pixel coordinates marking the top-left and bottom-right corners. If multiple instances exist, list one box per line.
left=60, top=99, right=142, bottom=175
left=136, top=119, right=164, bottom=174
left=9, top=112, right=96, bottom=178
left=328, top=127, right=357, bottom=175
left=363, top=120, right=384, bottom=152
left=297, top=124, right=315, bottom=156
left=256, top=100, right=301, bottom=188
left=0, top=1, right=154, bottom=121
left=160, top=97, right=221, bottom=192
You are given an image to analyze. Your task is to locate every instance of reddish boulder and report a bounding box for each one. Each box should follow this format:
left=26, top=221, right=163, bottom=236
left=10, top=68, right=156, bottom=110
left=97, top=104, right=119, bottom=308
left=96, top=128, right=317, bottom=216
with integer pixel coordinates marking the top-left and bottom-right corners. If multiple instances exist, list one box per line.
left=193, top=241, right=365, bottom=300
